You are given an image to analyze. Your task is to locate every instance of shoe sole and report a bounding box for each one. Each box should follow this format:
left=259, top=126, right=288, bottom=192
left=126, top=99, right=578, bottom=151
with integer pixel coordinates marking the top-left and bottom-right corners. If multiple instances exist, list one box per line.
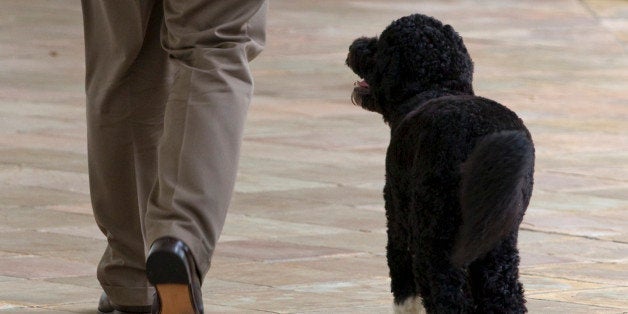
left=146, top=248, right=199, bottom=314
left=155, top=283, right=196, bottom=314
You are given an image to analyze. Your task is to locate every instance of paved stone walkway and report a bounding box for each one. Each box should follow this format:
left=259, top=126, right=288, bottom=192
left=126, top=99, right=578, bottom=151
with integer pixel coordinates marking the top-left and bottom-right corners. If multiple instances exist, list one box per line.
left=0, top=0, right=627, bottom=313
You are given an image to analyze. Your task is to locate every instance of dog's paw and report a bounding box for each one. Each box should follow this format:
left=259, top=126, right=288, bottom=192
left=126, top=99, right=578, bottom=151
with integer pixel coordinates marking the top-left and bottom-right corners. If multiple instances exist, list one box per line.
left=393, top=296, right=426, bottom=314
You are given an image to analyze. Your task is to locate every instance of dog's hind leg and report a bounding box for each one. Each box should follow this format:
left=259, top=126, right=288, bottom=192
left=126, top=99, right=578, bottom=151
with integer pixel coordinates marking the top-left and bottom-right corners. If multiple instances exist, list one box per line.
left=412, top=246, right=473, bottom=313
left=469, top=232, right=526, bottom=313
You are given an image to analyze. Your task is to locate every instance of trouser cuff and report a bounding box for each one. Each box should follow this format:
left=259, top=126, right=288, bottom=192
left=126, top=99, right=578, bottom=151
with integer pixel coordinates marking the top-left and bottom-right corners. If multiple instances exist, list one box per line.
left=101, top=284, right=155, bottom=307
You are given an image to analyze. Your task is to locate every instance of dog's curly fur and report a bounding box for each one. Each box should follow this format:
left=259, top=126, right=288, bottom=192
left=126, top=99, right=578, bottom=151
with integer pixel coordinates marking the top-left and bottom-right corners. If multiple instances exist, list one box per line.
left=346, top=14, right=534, bottom=313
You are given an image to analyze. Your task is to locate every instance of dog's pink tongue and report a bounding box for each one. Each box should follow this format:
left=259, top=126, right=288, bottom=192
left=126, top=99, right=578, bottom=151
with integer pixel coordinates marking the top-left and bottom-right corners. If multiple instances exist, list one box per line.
left=356, top=80, right=369, bottom=88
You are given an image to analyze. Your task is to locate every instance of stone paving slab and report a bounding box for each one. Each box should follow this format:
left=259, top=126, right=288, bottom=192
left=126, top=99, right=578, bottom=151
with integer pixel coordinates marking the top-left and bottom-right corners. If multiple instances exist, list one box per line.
left=1, top=0, right=627, bottom=313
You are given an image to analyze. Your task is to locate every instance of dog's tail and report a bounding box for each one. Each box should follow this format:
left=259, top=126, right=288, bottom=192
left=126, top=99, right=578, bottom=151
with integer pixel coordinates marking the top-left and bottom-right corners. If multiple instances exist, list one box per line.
left=451, top=130, right=534, bottom=267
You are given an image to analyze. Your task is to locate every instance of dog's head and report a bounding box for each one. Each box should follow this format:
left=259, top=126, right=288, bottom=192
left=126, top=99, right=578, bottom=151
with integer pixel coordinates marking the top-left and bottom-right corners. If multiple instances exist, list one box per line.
left=346, top=14, right=474, bottom=122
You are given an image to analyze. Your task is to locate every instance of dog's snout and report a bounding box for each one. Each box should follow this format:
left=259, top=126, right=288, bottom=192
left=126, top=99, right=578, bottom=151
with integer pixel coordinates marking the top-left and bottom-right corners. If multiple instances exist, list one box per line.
left=347, top=36, right=378, bottom=77
left=348, top=37, right=377, bottom=59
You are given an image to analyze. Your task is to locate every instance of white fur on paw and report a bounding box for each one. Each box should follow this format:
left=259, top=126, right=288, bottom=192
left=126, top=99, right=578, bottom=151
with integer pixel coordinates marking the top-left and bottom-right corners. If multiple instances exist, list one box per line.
left=393, top=296, right=426, bottom=314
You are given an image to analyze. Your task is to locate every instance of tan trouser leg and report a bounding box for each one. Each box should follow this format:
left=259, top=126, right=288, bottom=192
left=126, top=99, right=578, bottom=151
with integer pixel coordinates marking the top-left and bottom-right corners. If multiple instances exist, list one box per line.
left=144, top=0, right=267, bottom=279
left=84, top=0, right=267, bottom=305
left=82, top=0, right=170, bottom=306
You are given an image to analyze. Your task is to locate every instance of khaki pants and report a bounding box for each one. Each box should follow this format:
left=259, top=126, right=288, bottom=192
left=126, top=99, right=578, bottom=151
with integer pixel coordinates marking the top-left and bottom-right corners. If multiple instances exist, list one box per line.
left=81, top=0, right=267, bottom=306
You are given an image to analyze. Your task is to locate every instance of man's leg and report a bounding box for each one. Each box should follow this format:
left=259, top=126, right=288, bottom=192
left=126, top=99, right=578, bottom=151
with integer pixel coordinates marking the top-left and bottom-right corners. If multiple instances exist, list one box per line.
left=82, top=0, right=170, bottom=307
left=145, top=0, right=267, bottom=279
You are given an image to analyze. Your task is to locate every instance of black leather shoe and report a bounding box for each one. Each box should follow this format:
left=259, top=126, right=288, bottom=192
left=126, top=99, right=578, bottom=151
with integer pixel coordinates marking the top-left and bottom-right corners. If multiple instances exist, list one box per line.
left=146, top=237, right=203, bottom=314
left=98, top=292, right=151, bottom=314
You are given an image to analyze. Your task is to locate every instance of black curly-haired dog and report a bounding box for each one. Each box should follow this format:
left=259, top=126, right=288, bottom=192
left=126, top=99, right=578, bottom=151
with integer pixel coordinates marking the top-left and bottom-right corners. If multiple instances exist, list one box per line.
left=346, top=14, right=534, bottom=313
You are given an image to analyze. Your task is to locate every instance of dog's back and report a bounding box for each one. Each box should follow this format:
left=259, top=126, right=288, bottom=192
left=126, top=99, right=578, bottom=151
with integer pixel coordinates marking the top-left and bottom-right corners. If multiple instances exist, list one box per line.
left=389, top=95, right=534, bottom=241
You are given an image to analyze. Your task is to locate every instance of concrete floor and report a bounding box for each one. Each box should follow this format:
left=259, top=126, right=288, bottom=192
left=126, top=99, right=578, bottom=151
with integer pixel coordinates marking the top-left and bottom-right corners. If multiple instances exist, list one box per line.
left=0, top=0, right=627, bottom=313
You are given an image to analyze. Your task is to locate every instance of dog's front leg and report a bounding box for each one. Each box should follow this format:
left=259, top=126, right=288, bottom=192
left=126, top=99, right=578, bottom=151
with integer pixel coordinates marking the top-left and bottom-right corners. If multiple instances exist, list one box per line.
left=388, top=220, right=421, bottom=312
left=385, top=185, right=423, bottom=313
